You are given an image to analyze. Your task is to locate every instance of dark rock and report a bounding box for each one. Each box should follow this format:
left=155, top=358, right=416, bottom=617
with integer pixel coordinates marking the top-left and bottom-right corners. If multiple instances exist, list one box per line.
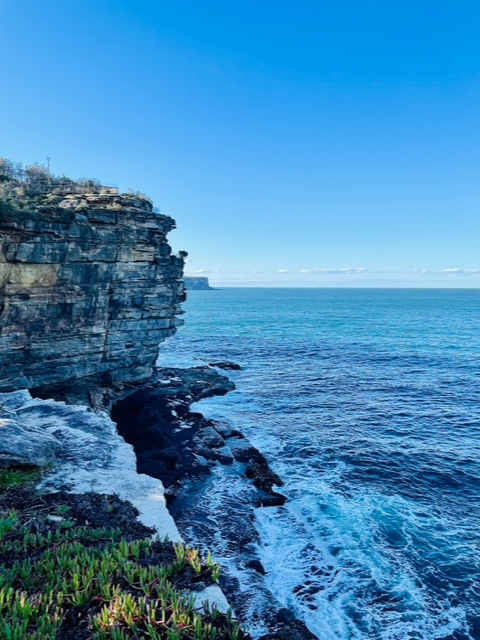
left=229, top=444, right=261, bottom=464
left=112, top=368, right=284, bottom=505
left=193, top=426, right=225, bottom=449
left=231, top=446, right=284, bottom=486
left=209, top=361, right=242, bottom=371
left=245, top=461, right=284, bottom=492
left=212, top=420, right=244, bottom=439
left=258, top=611, right=318, bottom=640
left=111, top=368, right=315, bottom=639
left=155, top=367, right=235, bottom=400
left=253, top=491, right=287, bottom=508
left=245, top=559, right=266, bottom=575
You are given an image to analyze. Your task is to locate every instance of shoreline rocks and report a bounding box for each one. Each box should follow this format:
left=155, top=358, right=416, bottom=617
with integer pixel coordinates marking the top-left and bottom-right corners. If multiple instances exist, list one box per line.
left=0, top=367, right=318, bottom=639
left=111, top=366, right=286, bottom=508
left=209, top=361, right=243, bottom=371
left=112, top=365, right=318, bottom=640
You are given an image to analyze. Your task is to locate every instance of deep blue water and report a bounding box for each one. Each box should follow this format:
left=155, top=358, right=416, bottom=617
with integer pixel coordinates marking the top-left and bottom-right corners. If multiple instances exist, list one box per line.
left=158, top=288, right=480, bottom=640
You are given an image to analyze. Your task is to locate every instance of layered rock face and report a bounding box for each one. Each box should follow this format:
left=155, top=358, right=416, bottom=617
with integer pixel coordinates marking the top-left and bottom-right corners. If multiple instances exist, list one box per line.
left=183, top=276, right=214, bottom=290
left=0, top=194, right=185, bottom=392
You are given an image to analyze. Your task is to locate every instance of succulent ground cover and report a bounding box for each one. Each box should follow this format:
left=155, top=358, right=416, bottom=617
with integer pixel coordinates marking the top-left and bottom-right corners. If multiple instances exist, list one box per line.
left=0, top=470, right=248, bottom=640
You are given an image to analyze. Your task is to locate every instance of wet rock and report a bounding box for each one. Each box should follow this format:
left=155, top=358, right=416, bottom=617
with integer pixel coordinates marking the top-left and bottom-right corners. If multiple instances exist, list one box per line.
left=167, top=366, right=236, bottom=399
left=230, top=443, right=285, bottom=499
left=228, top=443, right=260, bottom=463
left=112, top=369, right=284, bottom=506
left=245, top=461, right=284, bottom=492
left=111, top=368, right=303, bottom=637
left=212, top=420, right=244, bottom=439
left=193, top=426, right=225, bottom=449
left=253, top=491, right=287, bottom=508
left=209, top=361, right=242, bottom=371
left=258, top=614, right=318, bottom=640
left=245, top=559, right=266, bottom=575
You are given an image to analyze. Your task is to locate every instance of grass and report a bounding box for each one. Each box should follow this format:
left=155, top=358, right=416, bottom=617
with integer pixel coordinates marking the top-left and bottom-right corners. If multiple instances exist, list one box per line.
left=0, top=469, right=246, bottom=640
left=0, top=467, right=42, bottom=489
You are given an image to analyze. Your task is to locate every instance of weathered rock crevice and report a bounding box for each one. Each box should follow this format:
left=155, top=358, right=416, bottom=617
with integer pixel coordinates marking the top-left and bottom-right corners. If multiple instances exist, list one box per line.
left=0, top=194, right=185, bottom=393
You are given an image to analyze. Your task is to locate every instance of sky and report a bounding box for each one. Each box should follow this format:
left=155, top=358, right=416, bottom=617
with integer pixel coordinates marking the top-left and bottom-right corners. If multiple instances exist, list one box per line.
left=0, top=0, right=479, bottom=287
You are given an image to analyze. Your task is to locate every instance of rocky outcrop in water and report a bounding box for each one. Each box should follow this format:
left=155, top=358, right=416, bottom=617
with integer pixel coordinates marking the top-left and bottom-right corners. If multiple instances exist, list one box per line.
left=112, top=366, right=319, bottom=640
left=183, top=276, right=215, bottom=290
left=0, top=194, right=185, bottom=392
left=112, top=366, right=286, bottom=506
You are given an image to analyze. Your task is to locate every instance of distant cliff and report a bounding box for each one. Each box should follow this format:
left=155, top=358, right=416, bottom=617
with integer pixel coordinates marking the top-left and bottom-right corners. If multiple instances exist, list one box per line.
left=183, top=276, right=214, bottom=290
left=0, top=192, right=185, bottom=392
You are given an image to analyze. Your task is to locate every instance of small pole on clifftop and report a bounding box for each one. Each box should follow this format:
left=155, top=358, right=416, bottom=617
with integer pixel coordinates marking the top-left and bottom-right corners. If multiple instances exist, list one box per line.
left=46, top=157, right=51, bottom=175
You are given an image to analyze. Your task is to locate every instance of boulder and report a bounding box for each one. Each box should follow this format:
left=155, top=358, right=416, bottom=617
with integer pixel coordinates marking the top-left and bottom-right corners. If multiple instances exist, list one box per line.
left=154, top=367, right=235, bottom=400
left=0, top=415, right=61, bottom=467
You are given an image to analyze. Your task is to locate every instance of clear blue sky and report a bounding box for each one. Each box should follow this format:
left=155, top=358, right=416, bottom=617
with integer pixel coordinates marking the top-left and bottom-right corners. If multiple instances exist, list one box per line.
left=1, top=0, right=479, bottom=286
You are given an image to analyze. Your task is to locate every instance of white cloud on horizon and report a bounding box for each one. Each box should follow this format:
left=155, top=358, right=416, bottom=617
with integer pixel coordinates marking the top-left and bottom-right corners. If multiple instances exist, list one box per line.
left=186, top=269, right=264, bottom=275
left=210, top=278, right=280, bottom=284
left=188, top=267, right=480, bottom=281
left=299, top=268, right=368, bottom=275
left=415, top=268, right=480, bottom=277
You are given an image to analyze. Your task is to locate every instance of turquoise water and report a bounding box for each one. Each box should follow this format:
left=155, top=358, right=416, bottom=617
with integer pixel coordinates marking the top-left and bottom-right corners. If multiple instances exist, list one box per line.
left=158, top=288, right=480, bottom=640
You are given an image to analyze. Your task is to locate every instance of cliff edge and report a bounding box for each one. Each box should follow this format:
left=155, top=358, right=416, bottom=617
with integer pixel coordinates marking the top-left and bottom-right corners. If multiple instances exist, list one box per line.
left=0, top=192, right=185, bottom=392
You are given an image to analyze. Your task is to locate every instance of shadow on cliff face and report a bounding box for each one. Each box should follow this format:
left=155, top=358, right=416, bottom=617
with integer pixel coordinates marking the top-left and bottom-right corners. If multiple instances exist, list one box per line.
left=30, top=373, right=114, bottom=407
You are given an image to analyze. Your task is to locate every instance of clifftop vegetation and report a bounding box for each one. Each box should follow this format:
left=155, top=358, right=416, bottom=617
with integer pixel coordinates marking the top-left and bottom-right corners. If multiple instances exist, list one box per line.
left=0, top=158, right=153, bottom=224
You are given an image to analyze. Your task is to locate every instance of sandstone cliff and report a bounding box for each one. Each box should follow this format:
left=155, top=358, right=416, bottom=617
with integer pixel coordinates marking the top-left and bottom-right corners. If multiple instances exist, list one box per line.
left=0, top=193, right=185, bottom=392
left=183, top=276, right=214, bottom=290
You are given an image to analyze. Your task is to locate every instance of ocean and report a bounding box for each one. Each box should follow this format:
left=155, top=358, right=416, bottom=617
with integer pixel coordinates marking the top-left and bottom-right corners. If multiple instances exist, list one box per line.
left=157, top=288, right=480, bottom=640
